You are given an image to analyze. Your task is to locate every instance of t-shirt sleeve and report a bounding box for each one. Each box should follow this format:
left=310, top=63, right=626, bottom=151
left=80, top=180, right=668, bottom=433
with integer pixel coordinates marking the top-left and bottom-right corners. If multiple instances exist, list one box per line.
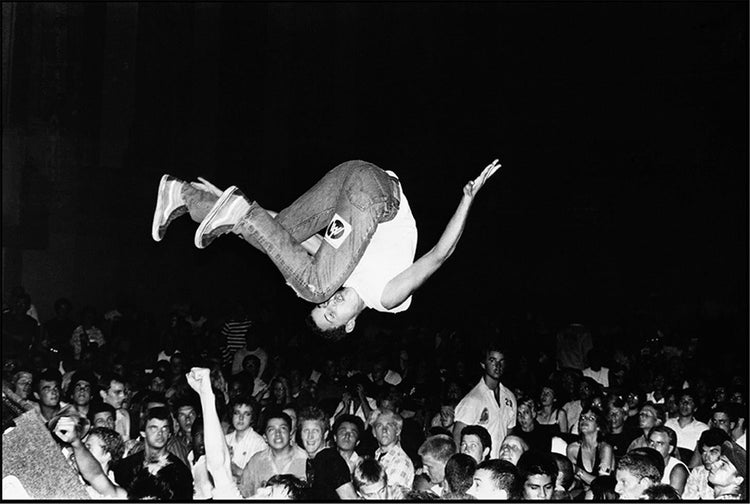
left=453, top=397, right=476, bottom=425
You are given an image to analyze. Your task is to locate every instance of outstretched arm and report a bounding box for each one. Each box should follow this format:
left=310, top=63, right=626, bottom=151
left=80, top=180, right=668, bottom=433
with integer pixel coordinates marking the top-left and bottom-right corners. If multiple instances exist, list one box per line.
left=381, top=159, right=501, bottom=309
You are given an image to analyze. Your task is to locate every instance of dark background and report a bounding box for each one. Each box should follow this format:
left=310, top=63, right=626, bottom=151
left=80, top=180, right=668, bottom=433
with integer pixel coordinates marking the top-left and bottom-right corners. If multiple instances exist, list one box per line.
left=2, top=3, right=747, bottom=341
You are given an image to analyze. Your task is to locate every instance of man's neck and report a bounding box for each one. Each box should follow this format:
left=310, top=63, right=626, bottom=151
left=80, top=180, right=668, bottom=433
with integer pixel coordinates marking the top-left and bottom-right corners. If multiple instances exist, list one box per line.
left=339, top=448, right=354, bottom=459
left=483, top=375, right=500, bottom=391
left=40, top=404, right=60, bottom=421
left=75, top=404, right=90, bottom=416
left=713, top=484, right=741, bottom=499
left=144, top=444, right=168, bottom=460
left=378, top=442, right=398, bottom=453
left=610, top=425, right=624, bottom=434
left=677, top=415, right=694, bottom=427
left=271, top=445, right=294, bottom=459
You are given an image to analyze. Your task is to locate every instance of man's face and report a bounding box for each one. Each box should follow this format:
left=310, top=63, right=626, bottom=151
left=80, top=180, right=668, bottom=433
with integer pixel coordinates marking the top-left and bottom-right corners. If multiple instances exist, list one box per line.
left=468, top=468, right=506, bottom=500
left=614, top=469, right=650, bottom=500
left=638, top=406, right=659, bottom=430
left=710, top=412, right=734, bottom=433
left=300, top=419, right=326, bottom=455
left=373, top=415, right=400, bottom=449
left=36, top=379, right=60, bottom=408
left=72, top=380, right=92, bottom=407
left=648, top=431, right=672, bottom=460
left=678, top=395, right=696, bottom=417
left=608, top=407, right=627, bottom=431
left=192, top=429, right=206, bottom=458
left=177, top=405, right=197, bottom=435
left=13, top=372, right=32, bottom=399
left=701, top=444, right=723, bottom=469
left=149, top=376, right=166, bottom=393
left=523, top=473, right=554, bottom=500
left=101, top=380, right=125, bottom=409
left=232, top=404, right=254, bottom=432
left=143, top=418, right=171, bottom=450
left=309, top=288, right=359, bottom=332
left=481, top=351, right=505, bottom=381
left=498, top=436, right=526, bottom=465
left=265, top=417, right=291, bottom=451
left=84, top=433, right=111, bottom=469
left=357, top=480, right=389, bottom=500
left=334, top=421, right=360, bottom=452
left=708, top=455, right=742, bottom=488
left=517, top=403, right=535, bottom=429
left=93, top=411, right=115, bottom=429
left=460, top=434, right=487, bottom=463
left=578, top=381, right=593, bottom=400
left=420, top=454, right=446, bottom=485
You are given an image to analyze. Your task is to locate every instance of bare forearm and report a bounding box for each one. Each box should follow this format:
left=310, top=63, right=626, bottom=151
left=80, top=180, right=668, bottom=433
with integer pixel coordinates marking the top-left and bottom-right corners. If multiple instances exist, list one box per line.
left=71, top=441, right=123, bottom=497
left=431, top=195, right=473, bottom=261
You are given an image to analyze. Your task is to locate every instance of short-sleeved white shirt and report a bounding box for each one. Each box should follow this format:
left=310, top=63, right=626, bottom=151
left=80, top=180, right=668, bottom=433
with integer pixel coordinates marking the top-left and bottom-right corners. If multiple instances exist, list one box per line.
left=454, top=378, right=517, bottom=459
left=664, top=417, right=709, bottom=451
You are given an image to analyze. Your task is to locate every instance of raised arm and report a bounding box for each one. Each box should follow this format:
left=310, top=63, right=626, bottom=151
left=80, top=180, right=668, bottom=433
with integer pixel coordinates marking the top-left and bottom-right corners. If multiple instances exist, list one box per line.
left=381, top=159, right=501, bottom=309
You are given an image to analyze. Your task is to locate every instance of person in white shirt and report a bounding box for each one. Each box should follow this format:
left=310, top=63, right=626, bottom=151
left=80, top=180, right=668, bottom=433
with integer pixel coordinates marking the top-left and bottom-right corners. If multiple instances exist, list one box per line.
left=152, top=159, right=501, bottom=341
left=581, top=348, right=609, bottom=389
left=225, top=394, right=267, bottom=483
left=664, top=389, right=709, bottom=460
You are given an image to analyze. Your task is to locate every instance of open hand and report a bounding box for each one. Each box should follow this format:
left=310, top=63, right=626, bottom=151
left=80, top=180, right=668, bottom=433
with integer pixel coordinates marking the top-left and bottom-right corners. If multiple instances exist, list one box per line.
left=463, top=159, right=501, bottom=199
left=191, top=177, right=224, bottom=197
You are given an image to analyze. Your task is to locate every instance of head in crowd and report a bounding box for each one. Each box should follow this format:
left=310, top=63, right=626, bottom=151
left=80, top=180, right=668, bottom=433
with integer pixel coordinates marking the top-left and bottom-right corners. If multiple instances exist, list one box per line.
left=84, top=426, right=125, bottom=472
left=269, top=376, right=292, bottom=406
left=460, top=424, right=492, bottom=463
left=614, top=451, right=662, bottom=500
left=710, top=402, right=738, bottom=434
left=191, top=419, right=206, bottom=459
left=638, top=402, right=665, bottom=432
left=263, top=408, right=293, bottom=452
left=254, top=474, right=310, bottom=500
left=33, top=369, right=62, bottom=418
left=708, top=440, right=747, bottom=500
left=516, top=396, right=537, bottom=431
left=306, top=287, right=366, bottom=340
left=98, top=373, right=126, bottom=409
left=147, top=371, right=168, bottom=393
left=443, top=453, right=477, bottom=495
left=606, top=395, right=628, bottom=433
left=242, top=354, right=261, bottom=379
left=578, top=376, right=599, bottom=402
left=68, top=371, right=96, bottom=407
left=677, top=388, right=699, bottom=420
left=578, top=405, right=606, bottom=441
left=498, top=434, right=529, bottom=465
left=228, top=374, right=252, bottom=403
left=589, top=474, right=617, bottom=500
left=353, top=457, right=391, bottom=500
left=467, top=459, right=518, bottom=500
left=282, top=406, right=298, bottom=444
left=418, top=434, right=457, bottom=487
left=11, top=369, right=33, bottom=400
left=297, top=405, right=329, bottom=456
left=172, top=395, right=199, bottom=437
left=89, top=402, right=116, bottom=430
left=516, top=450, right=558, bottom=500
left=481, top=343, right=507, bottom=382
left=373, top=409, right=403, bottom=450
left=641, top=483, right=682, bottom=500
left=141, top=406, right=172, bottom=451
left=697, top=428, right=732, bottom=470
left=550, top=453, right=575, bottom=495
left=538, top=383, right=560, bottom=410
left=647, top=425, right=679, bottom=462
left=230, top=393, right=258, bottom=434
left=629, top=447, right=666, bottom=478
left=332, top=413, right=363, bottom=454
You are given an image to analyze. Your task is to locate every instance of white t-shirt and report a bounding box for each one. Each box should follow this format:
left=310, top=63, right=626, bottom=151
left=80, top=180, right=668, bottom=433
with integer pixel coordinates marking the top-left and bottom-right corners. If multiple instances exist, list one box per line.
left=582, top=367, right=609, bottom=388
left=665, top=417, right=709, bottom=451
left=454, top=379, right=517, bottom=459
left=226, top=428, right=268, bottom=470
left=343, top=171, right=417, bottom=313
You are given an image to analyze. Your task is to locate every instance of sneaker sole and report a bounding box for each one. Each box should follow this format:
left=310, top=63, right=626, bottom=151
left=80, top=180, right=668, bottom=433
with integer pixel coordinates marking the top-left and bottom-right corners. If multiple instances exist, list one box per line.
left=194, top=185, right=240, bottom=249
left=151, top=174, right=171, bottom=242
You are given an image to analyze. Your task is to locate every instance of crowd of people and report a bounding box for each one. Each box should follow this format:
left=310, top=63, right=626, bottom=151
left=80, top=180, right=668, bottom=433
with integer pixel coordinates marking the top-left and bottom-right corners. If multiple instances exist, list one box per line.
left=2, top=285, right=747, bottom=500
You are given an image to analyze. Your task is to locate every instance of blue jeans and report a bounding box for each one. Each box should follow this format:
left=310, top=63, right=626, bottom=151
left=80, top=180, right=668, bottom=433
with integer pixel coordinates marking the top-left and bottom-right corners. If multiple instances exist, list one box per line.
left=184, top=160, right=400, bottom=303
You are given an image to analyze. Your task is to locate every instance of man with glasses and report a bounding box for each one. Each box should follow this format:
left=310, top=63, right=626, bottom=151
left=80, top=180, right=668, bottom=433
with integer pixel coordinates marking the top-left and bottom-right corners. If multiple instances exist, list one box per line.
left=665, top=389, right=709, bottom=460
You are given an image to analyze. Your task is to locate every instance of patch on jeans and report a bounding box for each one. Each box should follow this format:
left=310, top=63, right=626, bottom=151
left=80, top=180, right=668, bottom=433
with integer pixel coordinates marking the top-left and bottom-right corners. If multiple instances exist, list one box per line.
left=324, top=213, right=352, bottom=249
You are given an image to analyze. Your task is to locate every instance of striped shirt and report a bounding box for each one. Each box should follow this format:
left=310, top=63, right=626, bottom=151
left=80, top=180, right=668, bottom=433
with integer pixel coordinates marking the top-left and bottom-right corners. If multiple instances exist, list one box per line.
left=220, top=319, right=253, bottom=368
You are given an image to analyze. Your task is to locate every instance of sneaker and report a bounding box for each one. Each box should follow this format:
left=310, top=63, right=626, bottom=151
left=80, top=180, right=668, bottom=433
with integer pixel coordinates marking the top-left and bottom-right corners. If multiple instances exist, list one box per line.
left=152, top=174, right=188, bottom=242
left=194, top=186, right=251, bottom=249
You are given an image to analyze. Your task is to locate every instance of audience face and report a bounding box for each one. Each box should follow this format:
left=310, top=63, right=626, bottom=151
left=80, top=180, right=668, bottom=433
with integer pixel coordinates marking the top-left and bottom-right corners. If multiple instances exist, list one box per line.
left=93, top=411, right=115, bottom=430
left=421, top=454, right=447, bottom=485
left=149, top=376, right=166, bottom=393
left=710, top=411, right=734, bottom=434
left=232, top=404, right=254, bottom=432
left=460, top=434, right=488, bottom=463
left=498, top=435, right=526, bottom=465
left=36, top=379, right=61, bottom=408
left=143, top=417, right=171, bottom=450
left=13, top=372, right=33, bottom=399
left=517, top=402, right=535, bottom=430
left=373, top=414, right=401, bottom=449
left=468, top=468, right=507, bottom=499
left=648, top=431, right=673, bottom=460
left=708, top=455, right=743, bottom=489
left=357, top=479, right=389, bottom=500
left=100, top=380, right=125, bottom=409
left=539, top=387, right=555, bottom=408
left=638, top=405, right=659, bottom=431
left=481, top=351, right=506, bottom=381
left=272, top=380, right=287, bottom=403
left=700, top=443, right=723, bottom=469
left=522, top=473, right=555, bottom=500
left=678, top=394, right=697, bottom=418
left=608, top=406, right=627, bottom=431
left=615, top=468, right=651, bottom=500
left=176, top=405, right=197, bottom=435
left=578, top=410, right=601, bottom=436
left=71, top=379, right=92, bottom=407
left=300, top=419, right=326, bottom=455
left=265, top=417, right=291, bottom=451
left=334, top=421, right=360, bottom=453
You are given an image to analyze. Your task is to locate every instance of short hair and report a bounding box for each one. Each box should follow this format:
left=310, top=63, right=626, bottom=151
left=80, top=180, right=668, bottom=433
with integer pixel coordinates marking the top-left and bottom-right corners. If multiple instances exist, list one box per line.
left=97, top=373, right=124, bottom=394
left=374, top=409, right=403, bottom=430
left=33, top=368, right=61, bottom=392
left=229, top=394, right=259, bottom=421
left=641, top=483, right=682, bottom=500
left=262, top=408, right=292, bottom=431
left=711, top=401, right=739, bottom=423
left=677, top=388, right=697, bottom=402
left=305, top=312, right=349, bottom=342
left=171, top=393, right=199, bottom=415
left=241, top=354, right=260, bottom=368
left=617, top=451, right=662, bottom=484
left=141, top=406, right=172, bottom=432
left=517, top=396, right=538, bottom=413
left=648, top=425, right=678, bottom=453
left=482, top=342, right=508, bottom=359
left=444, top=453, right=477, bottom=494
left=87, top=426, right=125, bottom=464
left=265, top=474, right=309, bottom=500
left=332, top=414, right=364, bottom=438
left=551, top=452, right=575, bottom=491
left=418, top=434, right=457, bottom=462
left=476, top=459, right=518, bottom=493
left=697, top=427, right=731, bottom=450
left=589, top=474, right=617, bottom=500
left=89, top=401, right=116, bottom=421
left=641, top=401, right=666, bottom=424
left=461, top=424, right=492, bottom=457
left=353, top=457, right=387, bottom=491
left=517, top=450, right=559, bottom=483
left=68, top=370, right=96, bottom=394
left=297, top=405, right=329, bottom=431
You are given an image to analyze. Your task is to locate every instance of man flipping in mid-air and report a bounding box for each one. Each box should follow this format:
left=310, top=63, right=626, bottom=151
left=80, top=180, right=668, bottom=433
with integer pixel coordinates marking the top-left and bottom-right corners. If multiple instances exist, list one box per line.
left=152, top=159, right=500, bottom=340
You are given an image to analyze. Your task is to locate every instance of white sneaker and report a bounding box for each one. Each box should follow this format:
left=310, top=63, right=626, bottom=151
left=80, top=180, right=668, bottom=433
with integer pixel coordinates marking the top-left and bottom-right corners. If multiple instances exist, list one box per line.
left=194, top=186, right=251, bottom=249
left=151, top=174, right=187, bottom=242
